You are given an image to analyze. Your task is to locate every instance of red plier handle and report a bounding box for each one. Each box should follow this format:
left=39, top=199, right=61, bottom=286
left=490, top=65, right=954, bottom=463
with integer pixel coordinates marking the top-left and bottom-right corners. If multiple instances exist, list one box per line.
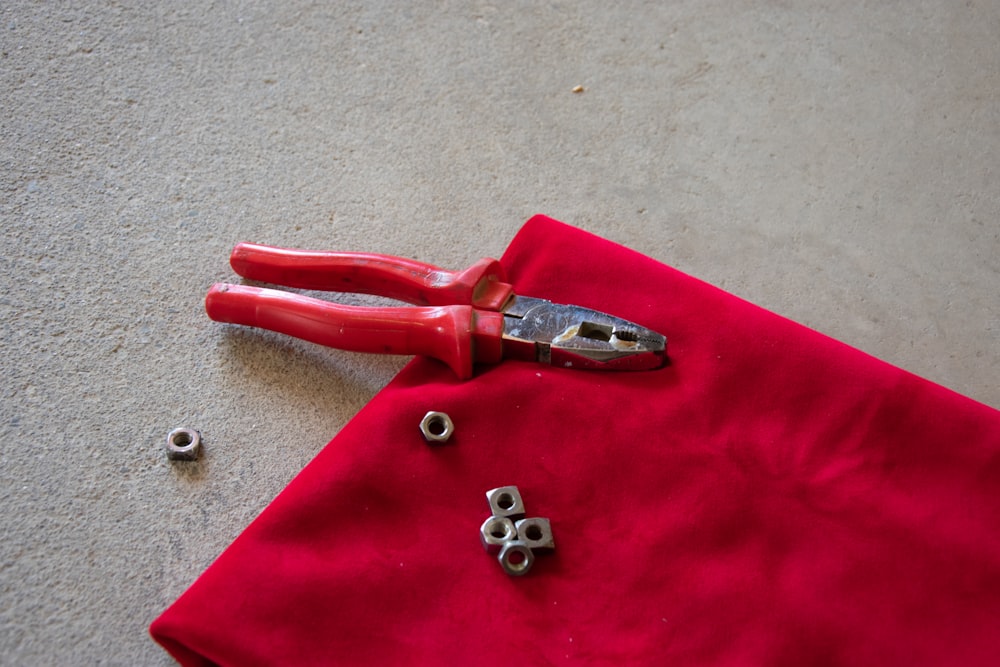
left=205, top=244, right=513, bottom=379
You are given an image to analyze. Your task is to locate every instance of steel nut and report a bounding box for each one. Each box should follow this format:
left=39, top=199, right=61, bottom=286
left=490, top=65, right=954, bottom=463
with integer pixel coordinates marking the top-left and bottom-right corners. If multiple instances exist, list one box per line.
left=515, top=517, right=555, bottom=552
left=497, top=540, right=535, bottom=576
left=485, top=485, right=525, bottom=520
left=420, top=411, right=454, bottom=443
left=480, top=516, right=516, bottom=554
left=166, top=428, right=202, bottom=461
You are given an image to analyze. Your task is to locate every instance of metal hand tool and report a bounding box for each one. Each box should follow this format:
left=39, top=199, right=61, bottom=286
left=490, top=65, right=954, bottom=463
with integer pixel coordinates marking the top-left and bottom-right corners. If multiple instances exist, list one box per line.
left=205, top=243, right=667, bottom=379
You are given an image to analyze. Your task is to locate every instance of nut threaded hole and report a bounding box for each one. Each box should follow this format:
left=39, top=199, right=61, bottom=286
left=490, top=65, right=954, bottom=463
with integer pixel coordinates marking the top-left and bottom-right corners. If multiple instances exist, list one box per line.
left=503, top=547, right=532, bottom=573
left=497, top=493, right=515, bottom=510
left=487, top=518, right=510, bottom=539
left=427, top=416, right=446, bottom=436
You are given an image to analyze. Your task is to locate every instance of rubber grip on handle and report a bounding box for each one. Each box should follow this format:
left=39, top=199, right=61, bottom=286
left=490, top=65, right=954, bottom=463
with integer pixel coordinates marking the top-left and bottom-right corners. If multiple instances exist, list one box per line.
left=229, top=244, right=513, bottom=310
left=205, top=283, right=503, bottom=379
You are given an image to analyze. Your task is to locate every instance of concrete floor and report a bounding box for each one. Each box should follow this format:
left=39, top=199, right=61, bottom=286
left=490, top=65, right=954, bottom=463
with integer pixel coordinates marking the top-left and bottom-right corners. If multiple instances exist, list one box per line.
left=1, top=1, right=997, bottom=663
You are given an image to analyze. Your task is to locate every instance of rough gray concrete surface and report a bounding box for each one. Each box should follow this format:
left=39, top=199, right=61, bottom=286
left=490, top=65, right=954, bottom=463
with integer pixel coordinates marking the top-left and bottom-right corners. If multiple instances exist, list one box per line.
left=1, top=1, right=997, bottom=663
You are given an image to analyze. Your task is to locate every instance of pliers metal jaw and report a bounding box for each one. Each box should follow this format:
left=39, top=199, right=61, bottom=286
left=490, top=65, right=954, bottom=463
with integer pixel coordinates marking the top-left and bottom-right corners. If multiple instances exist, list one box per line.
left=501, top=296, right=666, bottom=371
left=205, top=244, right=667, bottom=379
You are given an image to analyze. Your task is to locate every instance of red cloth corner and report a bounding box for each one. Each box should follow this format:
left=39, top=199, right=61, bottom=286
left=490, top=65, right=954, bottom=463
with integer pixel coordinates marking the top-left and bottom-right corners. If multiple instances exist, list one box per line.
left=152, top=215, right=1000, bottom=665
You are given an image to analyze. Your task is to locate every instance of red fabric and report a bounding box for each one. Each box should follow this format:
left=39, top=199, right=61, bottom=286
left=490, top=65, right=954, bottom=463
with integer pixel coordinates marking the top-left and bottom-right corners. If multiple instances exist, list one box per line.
left=152, top=215, right=1000, bottom=665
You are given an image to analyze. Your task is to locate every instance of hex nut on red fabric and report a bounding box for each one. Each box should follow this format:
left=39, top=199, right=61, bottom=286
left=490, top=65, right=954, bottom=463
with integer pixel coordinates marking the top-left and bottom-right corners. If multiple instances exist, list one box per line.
left=420, top=411, right=453, bottom=443
left=515, top=517, right=554, bottom=552
left=486, top=486, right=525, bottom=519
left=480, top=516, right=516, bottom=554
left=497, top=540, right=534, bottom=576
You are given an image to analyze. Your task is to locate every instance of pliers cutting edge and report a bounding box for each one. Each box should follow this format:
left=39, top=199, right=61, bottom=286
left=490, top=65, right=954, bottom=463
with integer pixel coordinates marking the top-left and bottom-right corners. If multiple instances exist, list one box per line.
left=205, top=244, right=667, bottom=379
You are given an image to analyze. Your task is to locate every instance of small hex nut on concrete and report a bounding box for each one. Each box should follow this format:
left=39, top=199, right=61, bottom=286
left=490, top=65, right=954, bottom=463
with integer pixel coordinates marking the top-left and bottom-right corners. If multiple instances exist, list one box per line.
left=486, top=486, right=525, bottom=520
left=166, top=428, right=202, bottom=461
left=480, top=516, right=516, bottom=554
left=420, top=411, right=453, bottom=443
left=498, top=540, right=535, bottom=576
left=515, top=517, right=554, bottom=552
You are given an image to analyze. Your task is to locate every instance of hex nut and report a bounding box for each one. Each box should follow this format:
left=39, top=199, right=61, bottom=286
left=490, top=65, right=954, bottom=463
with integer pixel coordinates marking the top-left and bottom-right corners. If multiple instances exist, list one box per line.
left=166, top=428, right=202, bottom=461
left=498, top=540, right=535, bottom=576
left=486, top=485, right=525, bottom=520
left=480, top=516, right=516, bottom=554
left=515, top=517, right=555, bottom=552
left=420, top=411, right=454, bottom=443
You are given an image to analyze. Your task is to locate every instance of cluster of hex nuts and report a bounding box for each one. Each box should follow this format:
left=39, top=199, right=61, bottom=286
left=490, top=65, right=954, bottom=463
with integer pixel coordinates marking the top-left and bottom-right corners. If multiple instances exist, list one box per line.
left=480, top=486, right=554, bottom=576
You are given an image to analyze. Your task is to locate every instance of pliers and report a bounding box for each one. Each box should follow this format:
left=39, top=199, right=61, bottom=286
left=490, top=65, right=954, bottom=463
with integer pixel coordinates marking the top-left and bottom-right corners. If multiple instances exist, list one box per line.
left=205, top=244, right=667, bottom=379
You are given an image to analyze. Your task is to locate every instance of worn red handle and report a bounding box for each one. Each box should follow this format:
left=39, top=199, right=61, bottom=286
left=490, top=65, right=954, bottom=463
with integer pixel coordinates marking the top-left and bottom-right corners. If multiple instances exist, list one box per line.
left=205, top=284, right=503, bottom=379
left=229, top=244, right=513, bottom=311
